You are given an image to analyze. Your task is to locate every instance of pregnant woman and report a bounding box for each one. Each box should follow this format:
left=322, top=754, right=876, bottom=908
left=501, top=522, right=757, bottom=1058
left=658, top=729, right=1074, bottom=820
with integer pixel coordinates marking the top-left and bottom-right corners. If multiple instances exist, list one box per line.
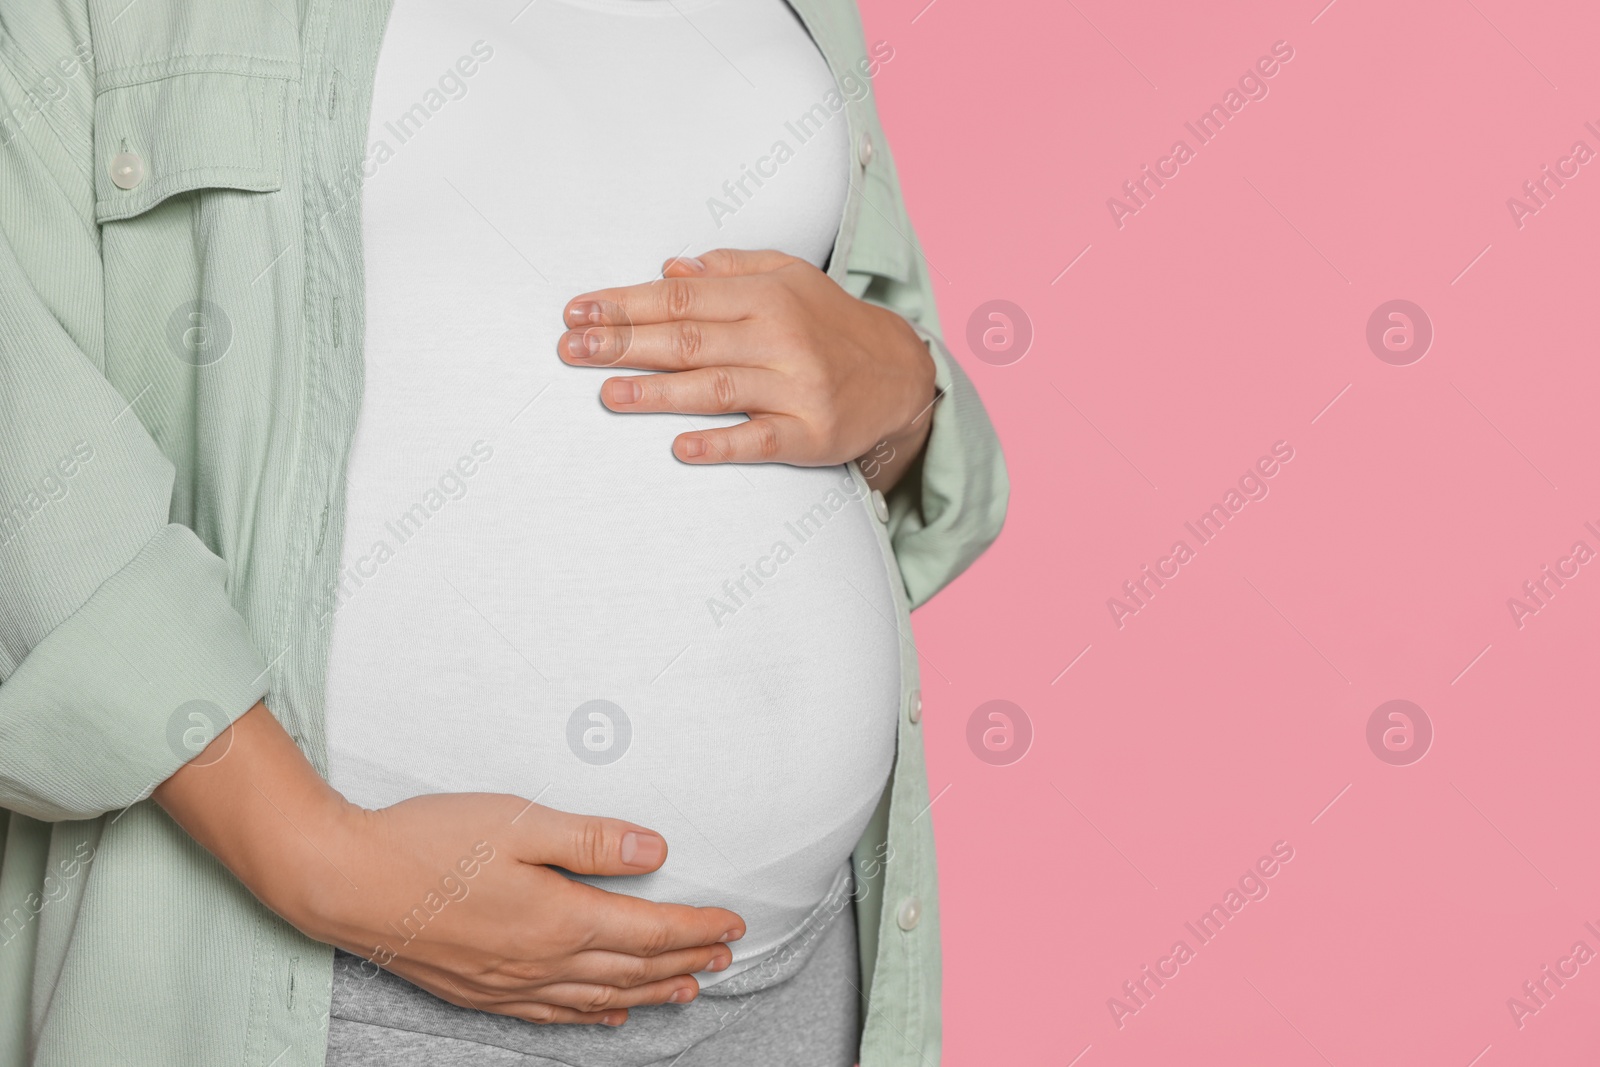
left=0, top=0, right=1006, bottom=1065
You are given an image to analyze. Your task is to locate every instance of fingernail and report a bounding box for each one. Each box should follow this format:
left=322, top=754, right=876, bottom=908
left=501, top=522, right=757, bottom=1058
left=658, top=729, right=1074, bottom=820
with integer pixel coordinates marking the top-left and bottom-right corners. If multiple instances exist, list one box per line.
left=603, top=1013, right=625, bottom=1026
left=707, top=954, right=729, bottom=972
left=567, top=301, right=601, bottom=326
left=670, top=987, right=695, bottom=1003
left=607, top=378, right=640, bottom=405
left=720, top=928, right=743, bottom=943
left=678, top=256, right=705, bottom=272
left=682, top=436, right=706, bottom=458
left=583, top=328, right=605, bottom=358
left=620, top=830, right=664, bottom=868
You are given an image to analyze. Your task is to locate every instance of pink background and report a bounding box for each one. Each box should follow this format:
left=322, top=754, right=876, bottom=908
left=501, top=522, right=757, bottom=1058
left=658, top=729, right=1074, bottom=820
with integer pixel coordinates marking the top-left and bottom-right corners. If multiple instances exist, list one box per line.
left=859, top=0, right=1600, bottom=1063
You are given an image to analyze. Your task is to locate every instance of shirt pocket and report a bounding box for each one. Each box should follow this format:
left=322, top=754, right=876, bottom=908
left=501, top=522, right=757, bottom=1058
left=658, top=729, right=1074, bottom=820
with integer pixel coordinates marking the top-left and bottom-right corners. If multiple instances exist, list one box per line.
left=93, top=71, right=289, bottom=223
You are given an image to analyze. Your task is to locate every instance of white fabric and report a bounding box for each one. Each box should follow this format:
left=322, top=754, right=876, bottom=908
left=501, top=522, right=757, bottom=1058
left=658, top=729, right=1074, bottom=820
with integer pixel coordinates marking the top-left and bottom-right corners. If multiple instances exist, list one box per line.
left=325, top=0, right=900, bottom=984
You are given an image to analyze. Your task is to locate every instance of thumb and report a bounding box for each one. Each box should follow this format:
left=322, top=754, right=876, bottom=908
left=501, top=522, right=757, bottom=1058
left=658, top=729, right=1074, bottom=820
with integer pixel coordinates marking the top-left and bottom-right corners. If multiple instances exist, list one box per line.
left=514, top=804, right=669, bottom=875
left=662, top=247, right=796, bottom=278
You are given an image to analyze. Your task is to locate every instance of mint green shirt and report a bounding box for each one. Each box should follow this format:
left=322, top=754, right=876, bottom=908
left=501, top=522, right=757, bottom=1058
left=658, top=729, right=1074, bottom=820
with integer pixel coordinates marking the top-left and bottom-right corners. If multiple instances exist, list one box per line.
left=0, top=2, right=1007, bottom=1064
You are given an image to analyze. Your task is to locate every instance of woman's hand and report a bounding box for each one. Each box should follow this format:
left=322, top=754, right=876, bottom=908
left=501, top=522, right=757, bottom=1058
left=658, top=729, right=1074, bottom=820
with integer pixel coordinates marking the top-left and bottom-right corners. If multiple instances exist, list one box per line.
left=310, top=793, right=743, bottom=1025
left=559, top=249, right=937, bottom=493
left=155, top=703, right=744, bottom=1027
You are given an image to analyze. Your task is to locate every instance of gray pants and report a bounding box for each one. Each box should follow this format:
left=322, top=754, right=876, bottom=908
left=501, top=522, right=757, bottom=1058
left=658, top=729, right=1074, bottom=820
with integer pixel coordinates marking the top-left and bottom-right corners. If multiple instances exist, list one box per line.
left=325, top=890, right=860, bottom=1067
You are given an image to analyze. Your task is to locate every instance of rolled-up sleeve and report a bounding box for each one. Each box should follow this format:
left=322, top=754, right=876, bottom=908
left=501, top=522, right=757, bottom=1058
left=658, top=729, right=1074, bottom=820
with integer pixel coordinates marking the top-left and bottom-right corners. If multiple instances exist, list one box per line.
left=0, top=10, right=268, bottom=822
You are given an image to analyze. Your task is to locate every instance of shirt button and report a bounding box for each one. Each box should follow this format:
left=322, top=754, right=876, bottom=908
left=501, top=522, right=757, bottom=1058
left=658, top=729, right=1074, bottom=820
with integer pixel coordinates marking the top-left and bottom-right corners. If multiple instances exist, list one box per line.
left=858, top=130, right=874, bottom=168
left=108, top=150, right=146, bottom=190
left=870, top=488, right=889, bottom=523
left=908, top=689, right=922, bottom=724
left=897, top=895, right=921, bottom=931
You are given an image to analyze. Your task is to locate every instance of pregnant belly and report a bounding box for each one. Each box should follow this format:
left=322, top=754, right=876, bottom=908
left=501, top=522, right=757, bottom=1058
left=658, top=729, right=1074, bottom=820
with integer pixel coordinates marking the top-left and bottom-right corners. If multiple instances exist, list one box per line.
left=323, top=368, right=903, bottom=980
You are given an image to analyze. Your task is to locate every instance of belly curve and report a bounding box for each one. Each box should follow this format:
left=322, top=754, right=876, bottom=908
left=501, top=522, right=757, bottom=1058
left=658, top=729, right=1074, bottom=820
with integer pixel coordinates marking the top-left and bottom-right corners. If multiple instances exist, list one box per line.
left=336, top=0, right=881, bottom=978
left=324, top=367, right=904, bottom=975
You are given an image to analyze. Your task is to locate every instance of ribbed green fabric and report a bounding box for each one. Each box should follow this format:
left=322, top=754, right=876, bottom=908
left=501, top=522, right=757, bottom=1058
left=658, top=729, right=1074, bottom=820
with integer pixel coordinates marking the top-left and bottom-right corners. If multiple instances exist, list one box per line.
left=0, top=1, right=1008, bottom=1064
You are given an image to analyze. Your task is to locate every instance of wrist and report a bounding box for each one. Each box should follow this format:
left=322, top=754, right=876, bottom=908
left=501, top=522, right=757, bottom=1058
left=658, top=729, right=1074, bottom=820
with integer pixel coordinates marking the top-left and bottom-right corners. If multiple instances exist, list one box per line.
left=154, top=701, right=365, bottom=937
left=860, top=412, right=932, bottom=494
left=856, top=312, right=936, bottom=493
left=251, top=788, right=371, bottom=939
left=862, top=365, right=936, bottom=495
left=885, top=387, right=937, bottom=448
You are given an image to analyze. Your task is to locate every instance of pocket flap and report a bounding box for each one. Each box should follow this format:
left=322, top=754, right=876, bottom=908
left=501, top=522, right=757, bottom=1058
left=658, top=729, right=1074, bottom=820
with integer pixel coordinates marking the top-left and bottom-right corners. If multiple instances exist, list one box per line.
left=846, top=166, right=918, bottom=286
left=94, top=71, right=289, bottom=223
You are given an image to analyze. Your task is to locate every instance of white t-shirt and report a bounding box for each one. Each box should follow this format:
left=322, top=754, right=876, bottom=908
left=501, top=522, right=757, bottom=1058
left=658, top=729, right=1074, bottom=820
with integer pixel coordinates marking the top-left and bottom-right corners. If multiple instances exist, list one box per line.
left=324, top=0, right=901, bottom=983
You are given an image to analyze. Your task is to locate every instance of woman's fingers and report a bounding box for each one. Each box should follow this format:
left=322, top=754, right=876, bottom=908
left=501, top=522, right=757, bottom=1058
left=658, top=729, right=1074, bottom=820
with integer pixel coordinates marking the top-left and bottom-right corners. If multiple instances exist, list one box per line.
left=444, top=990, right=627, bottom=1026
left=565, top=249, right=796, bottom=331
left=501, top=807, right=743, bottom=953
left=674, top=414, right=809, bottom=465
left=573, top=889, right=745, bottom=956
left=399, top=958, right=712, bottom=1018
left=440, top=986, right=631, bottom=1026
left=661, top=248, right=797, bottom=278
left=590, top=364, right=815, bottom=462
left=454, top=973, right=699, bottom=1024
left=567, top=943, right=732, bottom=988
left=564, top=273, right=768, bottom=329
left=560, top=320, right=769, bottom=371
left=381, top=959, right=631, bottom=1025
left=528, top=975, right=705, bottom=1014
left=598, top=367, right=786, bottom=418
left=449, top=972, right=697, bottom=1015
left=506, top=804, right=670, bottom=876
left=493, top=1003, right=629, bottom=1026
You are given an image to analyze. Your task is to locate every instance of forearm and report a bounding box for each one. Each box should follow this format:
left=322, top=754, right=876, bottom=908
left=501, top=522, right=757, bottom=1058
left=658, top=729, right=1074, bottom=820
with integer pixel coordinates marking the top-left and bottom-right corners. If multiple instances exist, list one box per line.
left=152, top=701, right=354, bottom=926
